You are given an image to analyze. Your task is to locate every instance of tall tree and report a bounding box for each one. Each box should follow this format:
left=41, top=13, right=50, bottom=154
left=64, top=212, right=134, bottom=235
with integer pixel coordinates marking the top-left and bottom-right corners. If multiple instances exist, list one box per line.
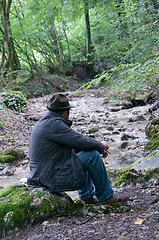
left=0, top=0, right=20, bottom=78
left=84, top=0, right=94, bottom=64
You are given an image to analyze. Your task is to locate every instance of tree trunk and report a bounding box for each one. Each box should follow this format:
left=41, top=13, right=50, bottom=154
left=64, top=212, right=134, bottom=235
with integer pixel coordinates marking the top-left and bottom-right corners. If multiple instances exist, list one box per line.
left=62, top=20, right=71, bottom=63
left=0, top=0, right=20, bottom=75
left=84, top=0, right=94, bottom=64
left=53, top=23, right=63, bottom=68
left=83, top=0, right=96, bottom=77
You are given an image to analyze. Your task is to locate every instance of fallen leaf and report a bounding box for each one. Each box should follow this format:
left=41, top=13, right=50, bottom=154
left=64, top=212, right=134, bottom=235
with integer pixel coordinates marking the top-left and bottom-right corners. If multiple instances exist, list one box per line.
left=134, top=218, right=143, bottom=225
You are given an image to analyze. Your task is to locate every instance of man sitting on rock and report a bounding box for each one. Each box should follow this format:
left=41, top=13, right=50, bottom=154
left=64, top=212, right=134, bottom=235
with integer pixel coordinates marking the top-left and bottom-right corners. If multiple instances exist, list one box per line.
left=27, top=93, right=125, bottom=204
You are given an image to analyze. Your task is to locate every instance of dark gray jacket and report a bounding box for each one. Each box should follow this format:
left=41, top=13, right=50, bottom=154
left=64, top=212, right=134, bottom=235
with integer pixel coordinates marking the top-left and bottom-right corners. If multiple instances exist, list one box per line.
left=27, top=111, right=104, bottom=192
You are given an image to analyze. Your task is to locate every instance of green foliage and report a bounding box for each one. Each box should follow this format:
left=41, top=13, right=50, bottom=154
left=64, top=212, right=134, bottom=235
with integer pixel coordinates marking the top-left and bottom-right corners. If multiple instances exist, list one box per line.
left=2, top=134, right=19, bottom=143
left=1, top=0, right=158, bottom=79
left=74, top=53, right=159, bottom=97
left=3, top=91, right=28, bottom=112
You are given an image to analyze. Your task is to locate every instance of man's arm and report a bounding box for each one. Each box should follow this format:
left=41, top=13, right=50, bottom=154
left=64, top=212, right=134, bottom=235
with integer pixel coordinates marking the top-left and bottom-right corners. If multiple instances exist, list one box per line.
left=48, top=119, right=105, bottom=153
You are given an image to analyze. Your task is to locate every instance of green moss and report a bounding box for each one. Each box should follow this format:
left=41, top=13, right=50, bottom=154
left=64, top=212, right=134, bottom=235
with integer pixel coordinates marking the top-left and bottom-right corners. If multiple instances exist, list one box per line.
left=115, top=165, right=159, bottom=186
left=0, top=147, right=25, bottom=163
left=0, top=185, right=74, bottom=237
left=146, top=151, right=157, bottom=157
left=0, top=155, right=15, bottom=163
left=145, top=130, right=159, bottom=150
left=144, top=138, right=159, bottom=150
left=145, top=117, right=159, bottom=138
left=109, top=201, right=122, bottom=208
left=114, top=161, right=137, bottom=187
left=139, top=168, right=159, bottom=182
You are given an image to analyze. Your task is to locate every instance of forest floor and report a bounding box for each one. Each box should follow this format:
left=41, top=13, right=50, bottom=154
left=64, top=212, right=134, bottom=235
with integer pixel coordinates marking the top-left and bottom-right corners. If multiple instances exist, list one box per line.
left=5, top=186, right=159, bottom=240
left=0, top=84, right=159, bottom=240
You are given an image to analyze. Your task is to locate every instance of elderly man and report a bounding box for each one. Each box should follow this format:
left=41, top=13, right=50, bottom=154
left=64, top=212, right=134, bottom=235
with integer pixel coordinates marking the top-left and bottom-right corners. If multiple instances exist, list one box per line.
left=27, top=93, right=123, bottom=204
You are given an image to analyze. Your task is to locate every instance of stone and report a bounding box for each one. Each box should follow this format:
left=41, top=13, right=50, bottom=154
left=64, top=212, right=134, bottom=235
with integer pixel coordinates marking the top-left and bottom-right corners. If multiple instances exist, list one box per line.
left=120, top=142, right=128, bottom=149
left=136, top=115, right=146, bottom=121
left=108, top=100, right=132, bottom=112
left=121, top=134, right=129, bottom=141
left=88, top=127, right=99, bottom=134
left=27, top=234, right=43, bottom=240
left=0, top=184, right=74, bottom=237
left=106, top=126, right=114, bottom=131
left=132, top=151, right=159, bottom=171
left=1, top=166, right=15, bottom=176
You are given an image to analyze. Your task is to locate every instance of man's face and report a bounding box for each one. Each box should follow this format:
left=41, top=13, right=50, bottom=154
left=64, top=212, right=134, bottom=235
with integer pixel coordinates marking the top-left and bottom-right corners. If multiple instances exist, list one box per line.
left=62, top=109, right=70, bottom=120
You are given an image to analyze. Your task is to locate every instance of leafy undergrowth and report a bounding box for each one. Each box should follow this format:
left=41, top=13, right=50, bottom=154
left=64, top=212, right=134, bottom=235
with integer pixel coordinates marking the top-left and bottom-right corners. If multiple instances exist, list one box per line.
left=11, top=75, right=81, bottom=98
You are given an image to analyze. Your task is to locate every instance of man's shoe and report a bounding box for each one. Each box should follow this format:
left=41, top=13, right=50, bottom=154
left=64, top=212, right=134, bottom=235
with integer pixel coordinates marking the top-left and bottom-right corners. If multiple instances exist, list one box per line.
left=84, top=196, right=99, bottom=204
left=99, top=193, right=129, bottom=204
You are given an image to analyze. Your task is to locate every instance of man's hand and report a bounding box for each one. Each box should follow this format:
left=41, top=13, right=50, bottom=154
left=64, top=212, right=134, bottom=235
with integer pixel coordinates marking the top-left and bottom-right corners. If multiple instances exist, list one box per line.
left=101, top=141, right=110, bottom=158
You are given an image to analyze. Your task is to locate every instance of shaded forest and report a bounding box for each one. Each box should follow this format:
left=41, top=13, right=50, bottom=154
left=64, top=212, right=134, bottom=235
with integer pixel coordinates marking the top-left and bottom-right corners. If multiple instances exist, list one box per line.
left=0, top=0, right=158, bottom=96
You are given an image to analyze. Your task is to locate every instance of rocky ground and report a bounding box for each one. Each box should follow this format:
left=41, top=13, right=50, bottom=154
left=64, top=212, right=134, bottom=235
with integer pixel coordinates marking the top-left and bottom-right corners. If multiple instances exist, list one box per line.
left=4, top=186, right=159, bottom=240
left=0, top=89, right=159, bottom=239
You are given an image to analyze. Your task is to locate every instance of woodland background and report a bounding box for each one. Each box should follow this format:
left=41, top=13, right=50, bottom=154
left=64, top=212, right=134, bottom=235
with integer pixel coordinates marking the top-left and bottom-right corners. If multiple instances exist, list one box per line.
left=0, top=0, right=158, bottom=97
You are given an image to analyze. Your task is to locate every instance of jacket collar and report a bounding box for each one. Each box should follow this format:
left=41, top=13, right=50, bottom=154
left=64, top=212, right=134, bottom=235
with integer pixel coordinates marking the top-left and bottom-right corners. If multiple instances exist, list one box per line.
left=48, top=111, right=72, bottom=127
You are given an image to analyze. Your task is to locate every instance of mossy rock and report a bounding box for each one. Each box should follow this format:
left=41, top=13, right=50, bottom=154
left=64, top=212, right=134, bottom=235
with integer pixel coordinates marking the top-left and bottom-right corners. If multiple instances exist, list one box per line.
left=145, top=117, right=159, bottom=139
left=0, top=147, right=25, bottom=163
left=115, top=155, right=159, bottom=186
left=144, top=132, right=159, bottom=150
left=146, top=151, right=158, bottom=157
left=89, top=127, right=99, bottom=134
left=114, top=163, right=137, bottom=187
left=0, top=184, right=74, bottom=237
left=138, top=168, right=159, bottom=182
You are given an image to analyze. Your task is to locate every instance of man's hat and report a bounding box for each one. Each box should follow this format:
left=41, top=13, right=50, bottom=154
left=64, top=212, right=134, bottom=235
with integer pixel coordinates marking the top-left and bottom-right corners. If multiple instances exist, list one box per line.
left=47, top=93, right=71, bottom=111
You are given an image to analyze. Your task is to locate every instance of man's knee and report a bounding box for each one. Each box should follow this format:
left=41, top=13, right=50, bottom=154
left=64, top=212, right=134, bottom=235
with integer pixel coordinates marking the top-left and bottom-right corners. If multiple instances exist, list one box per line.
left=77, top=150, right=101, bottom=165
left=90, top=150, right=101, bottom=158
left=80, top=150, right=100, bottom=159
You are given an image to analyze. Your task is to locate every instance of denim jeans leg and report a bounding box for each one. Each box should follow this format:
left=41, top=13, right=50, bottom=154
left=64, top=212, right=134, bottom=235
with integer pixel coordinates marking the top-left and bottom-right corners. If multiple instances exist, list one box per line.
left=77, top=150, right=114, bottom=202
left=78, top=171, right=95, bottom=200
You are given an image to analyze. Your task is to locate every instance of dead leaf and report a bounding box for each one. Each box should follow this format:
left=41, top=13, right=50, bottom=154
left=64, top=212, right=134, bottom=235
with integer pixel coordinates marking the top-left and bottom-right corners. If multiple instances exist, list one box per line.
left=134, top=218, right=143, bottom=225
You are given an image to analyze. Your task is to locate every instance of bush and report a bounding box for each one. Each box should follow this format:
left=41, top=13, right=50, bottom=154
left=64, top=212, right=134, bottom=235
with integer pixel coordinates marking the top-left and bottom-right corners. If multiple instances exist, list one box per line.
left=3, top=91, right=28, bottom=112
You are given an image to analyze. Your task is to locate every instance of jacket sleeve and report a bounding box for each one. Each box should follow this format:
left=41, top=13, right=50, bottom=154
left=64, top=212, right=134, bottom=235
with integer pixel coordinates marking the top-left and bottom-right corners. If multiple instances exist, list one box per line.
left=48, top=118, right=104, bottom=154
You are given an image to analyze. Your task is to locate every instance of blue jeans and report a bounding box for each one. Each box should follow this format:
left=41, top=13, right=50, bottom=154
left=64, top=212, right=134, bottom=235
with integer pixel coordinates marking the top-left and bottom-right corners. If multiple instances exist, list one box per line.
left=77, top=150, right=114, bottom=202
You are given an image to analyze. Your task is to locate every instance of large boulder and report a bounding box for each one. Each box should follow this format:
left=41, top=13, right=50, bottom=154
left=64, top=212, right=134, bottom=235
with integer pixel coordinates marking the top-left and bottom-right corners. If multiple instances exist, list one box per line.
left=0, top=184, right=74, bottom=237
left=132, top=151, right=159, bottom=171
left=114, top=151, right=159, bottom=186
